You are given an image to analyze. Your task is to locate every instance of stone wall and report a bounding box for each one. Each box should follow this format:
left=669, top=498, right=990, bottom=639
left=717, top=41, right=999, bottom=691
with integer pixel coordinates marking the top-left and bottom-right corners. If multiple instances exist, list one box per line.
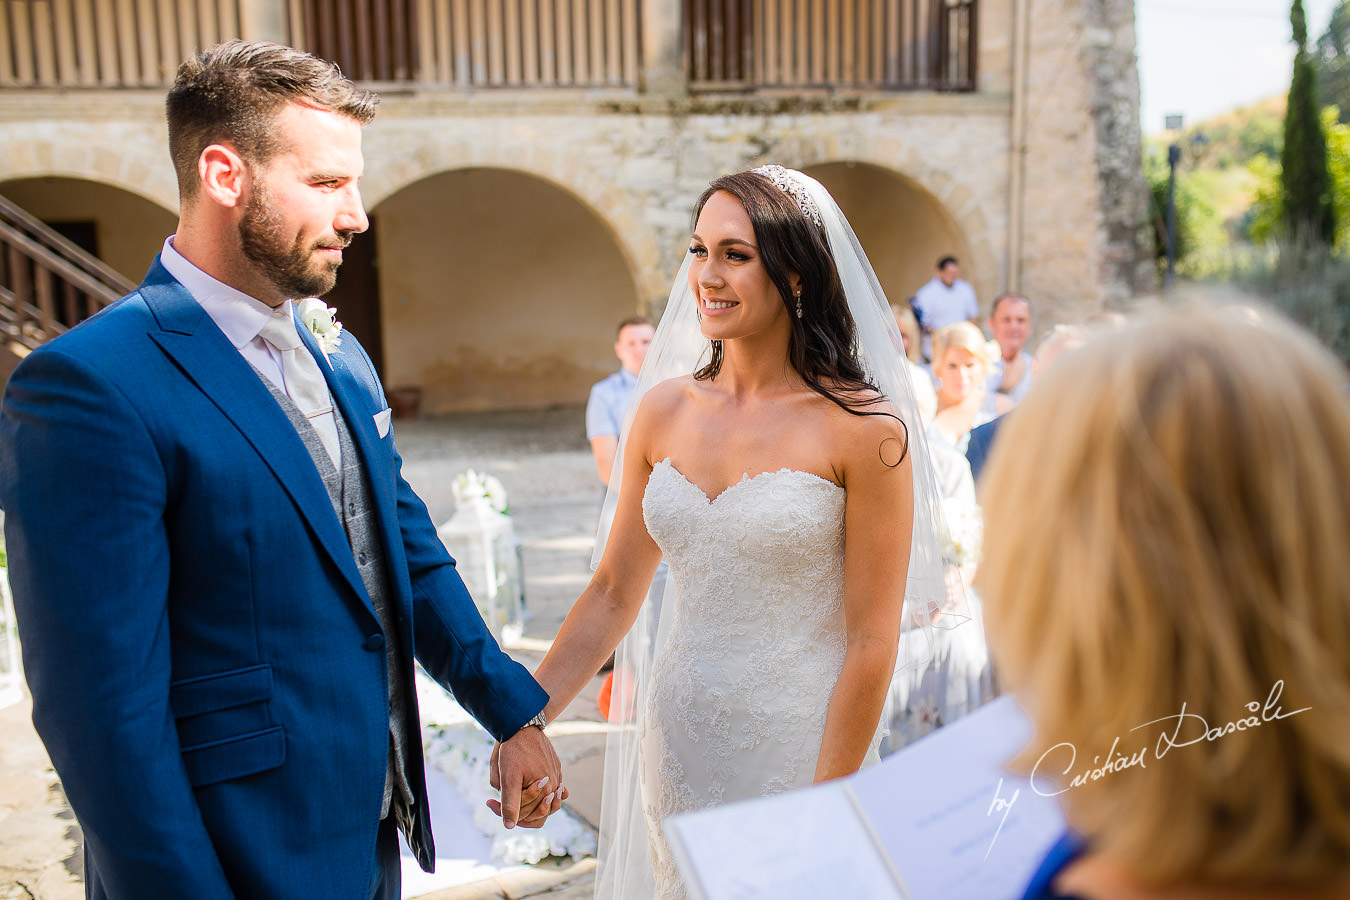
left=1020, top=0, right=1154, bottom=327
left=0, top=0, right=1157, bottom=409
left=1083, top=0, right=1159, bottom=303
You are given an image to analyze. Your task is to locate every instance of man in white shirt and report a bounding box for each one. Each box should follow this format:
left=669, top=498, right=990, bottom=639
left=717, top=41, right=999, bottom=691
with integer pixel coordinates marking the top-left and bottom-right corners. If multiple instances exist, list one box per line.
left=911, top=255, right=979, bottom=359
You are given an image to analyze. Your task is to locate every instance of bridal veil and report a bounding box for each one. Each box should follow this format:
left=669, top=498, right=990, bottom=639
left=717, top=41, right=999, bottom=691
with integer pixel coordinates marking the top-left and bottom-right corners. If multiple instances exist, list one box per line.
left=590, top=166, right=967, bottom=898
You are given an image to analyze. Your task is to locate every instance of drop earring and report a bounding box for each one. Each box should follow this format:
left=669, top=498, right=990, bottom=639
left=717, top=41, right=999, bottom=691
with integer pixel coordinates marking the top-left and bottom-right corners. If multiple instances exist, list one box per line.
left=794, top=289, right=803, bottom=319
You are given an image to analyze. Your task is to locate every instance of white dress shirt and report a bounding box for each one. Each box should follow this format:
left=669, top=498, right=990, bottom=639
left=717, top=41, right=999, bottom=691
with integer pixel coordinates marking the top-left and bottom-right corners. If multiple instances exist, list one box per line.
left=160, top=236, right=339, bottom=464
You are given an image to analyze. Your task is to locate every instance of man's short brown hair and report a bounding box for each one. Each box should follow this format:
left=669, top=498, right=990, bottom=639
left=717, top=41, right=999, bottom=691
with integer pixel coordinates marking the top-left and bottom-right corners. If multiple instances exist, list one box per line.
left=616, top=316, right=653, bottom=337
left=166, top=40, right=378, bottom=201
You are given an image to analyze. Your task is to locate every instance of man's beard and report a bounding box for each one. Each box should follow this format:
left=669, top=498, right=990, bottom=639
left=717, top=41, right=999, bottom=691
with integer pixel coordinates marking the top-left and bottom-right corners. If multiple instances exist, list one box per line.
left=238, top=186, right=350, bottom=301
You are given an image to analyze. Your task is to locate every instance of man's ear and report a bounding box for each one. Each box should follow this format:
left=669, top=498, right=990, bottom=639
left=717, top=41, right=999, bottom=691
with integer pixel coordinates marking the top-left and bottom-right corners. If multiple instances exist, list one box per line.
left=198, top=144, right=249, bottom=209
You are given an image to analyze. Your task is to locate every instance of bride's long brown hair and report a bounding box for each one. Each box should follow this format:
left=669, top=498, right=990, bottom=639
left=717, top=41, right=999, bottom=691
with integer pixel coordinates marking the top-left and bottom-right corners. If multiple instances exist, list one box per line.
left=691, top=170, right=907, bottom=460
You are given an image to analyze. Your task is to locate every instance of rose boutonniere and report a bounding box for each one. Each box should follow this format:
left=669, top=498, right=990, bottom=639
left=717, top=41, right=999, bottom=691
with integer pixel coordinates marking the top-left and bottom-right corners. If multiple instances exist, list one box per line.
left=297, top=298, right=343, bottom=358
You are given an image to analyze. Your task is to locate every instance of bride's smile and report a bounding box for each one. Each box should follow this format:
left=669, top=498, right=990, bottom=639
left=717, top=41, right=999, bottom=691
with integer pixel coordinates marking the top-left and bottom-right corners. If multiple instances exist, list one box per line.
left=688, top=190, right=798, bottom=343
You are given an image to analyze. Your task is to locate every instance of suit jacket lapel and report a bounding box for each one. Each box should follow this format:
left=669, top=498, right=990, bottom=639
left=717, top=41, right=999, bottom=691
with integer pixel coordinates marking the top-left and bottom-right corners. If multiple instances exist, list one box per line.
left=138, top=260, right=371, bottom=608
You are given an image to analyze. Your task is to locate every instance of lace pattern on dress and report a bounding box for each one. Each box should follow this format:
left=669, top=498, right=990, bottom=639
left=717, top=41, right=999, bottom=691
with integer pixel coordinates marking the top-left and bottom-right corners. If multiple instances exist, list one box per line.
left=638, top=460, right=880, bottom=899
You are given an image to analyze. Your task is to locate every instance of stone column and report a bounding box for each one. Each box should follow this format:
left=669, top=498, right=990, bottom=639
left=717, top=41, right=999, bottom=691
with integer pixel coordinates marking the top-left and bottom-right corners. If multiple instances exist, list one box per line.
left=240, top=0, right=291, bottom=44
left=640, top=0, right=685, bottom=96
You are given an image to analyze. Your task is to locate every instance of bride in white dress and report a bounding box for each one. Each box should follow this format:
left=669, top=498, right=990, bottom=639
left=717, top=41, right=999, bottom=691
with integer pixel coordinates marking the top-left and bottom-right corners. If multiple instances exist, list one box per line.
left=528, top=167, right=962, bottom=898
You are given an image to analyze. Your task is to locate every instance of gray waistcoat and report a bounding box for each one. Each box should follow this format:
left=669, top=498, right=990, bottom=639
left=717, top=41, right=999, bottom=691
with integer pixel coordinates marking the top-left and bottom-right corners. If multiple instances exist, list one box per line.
left=256, top=372, right=416, bottom=827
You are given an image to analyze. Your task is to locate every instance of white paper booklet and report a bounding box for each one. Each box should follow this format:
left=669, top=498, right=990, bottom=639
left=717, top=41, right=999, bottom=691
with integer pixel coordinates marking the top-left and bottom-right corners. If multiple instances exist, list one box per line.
left=665, top=695, right=1066, bottom=900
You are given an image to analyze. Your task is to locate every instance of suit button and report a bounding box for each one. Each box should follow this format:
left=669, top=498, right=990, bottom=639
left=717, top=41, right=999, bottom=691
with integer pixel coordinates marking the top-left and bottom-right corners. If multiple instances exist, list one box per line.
left=364, top=634, right=385, bottom=652
left=358, top=552, right=368, bottom=565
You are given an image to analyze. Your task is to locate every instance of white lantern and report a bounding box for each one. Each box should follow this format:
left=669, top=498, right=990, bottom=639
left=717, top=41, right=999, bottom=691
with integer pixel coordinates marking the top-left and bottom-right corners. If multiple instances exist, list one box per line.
left=436, top=471, right=525, bottom=646
left=0, top=568, right=21, bottom=710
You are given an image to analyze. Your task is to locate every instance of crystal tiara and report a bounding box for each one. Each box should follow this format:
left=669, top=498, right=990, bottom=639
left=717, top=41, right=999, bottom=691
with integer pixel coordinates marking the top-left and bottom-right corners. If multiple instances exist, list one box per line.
left=751, top=164, right=824, bottom=228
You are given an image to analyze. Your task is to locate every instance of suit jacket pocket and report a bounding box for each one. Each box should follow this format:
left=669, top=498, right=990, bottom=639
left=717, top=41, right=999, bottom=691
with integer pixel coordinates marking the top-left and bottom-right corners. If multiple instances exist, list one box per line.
left=171, top=664, right=272, bottom=718
left=171, top=665, right=280, bottom=783
left=180, top=725, right=287, bottom=787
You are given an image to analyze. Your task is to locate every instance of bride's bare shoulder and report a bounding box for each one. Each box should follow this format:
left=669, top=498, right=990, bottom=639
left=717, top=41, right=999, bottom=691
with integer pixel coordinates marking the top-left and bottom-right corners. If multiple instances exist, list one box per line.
left=634, top=375, right=698, bottom=418
left=821, top=392, right=911, bottom=468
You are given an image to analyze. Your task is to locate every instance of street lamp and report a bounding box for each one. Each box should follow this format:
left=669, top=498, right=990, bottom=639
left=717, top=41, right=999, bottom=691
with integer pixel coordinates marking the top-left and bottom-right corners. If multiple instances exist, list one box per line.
left=1164, top=113, right=1184, bottom=288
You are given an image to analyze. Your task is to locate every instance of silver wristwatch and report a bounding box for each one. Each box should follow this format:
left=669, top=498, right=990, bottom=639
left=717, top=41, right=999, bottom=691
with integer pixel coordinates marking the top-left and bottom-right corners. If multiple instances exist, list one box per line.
left=525, top=710, right=547, bottom=730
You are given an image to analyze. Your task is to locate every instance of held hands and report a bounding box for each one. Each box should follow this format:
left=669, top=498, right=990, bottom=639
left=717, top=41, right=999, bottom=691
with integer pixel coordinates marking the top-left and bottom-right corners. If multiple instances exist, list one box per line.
left=486, top=724, right=567, bottom=829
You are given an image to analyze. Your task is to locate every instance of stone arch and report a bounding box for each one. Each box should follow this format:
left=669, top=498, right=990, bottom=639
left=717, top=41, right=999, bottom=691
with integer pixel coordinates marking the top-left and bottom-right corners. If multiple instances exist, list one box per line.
left=0, top=175, right=178, bottom=283
left=0, top=123, right=178, bottom=214
left=369, top=166, right=644, bottom=414
left=800, top=161, right=986, bottom=316
left=362, top=130, right=663, bottom=307
left=762, top=138, right=1002, bottom=309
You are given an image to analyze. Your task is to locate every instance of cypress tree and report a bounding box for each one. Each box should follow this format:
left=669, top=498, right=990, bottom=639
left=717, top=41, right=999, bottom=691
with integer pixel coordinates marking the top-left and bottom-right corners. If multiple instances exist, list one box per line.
left=1283, top=0, right=1337, bottom=244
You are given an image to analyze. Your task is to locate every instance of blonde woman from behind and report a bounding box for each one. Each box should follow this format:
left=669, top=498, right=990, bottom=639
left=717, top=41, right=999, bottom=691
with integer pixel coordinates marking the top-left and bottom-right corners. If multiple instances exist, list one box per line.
left=980, top=303, right=1350, bottom=900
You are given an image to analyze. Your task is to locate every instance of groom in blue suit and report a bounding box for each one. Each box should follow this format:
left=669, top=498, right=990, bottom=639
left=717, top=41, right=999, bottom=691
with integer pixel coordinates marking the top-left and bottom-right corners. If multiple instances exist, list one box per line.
left=0, top=42, right=562, bottom=899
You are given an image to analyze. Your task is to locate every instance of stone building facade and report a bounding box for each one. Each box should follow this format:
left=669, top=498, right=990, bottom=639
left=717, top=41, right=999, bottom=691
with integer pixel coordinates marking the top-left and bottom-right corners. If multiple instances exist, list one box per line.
left=0, top=0, right=1153, bottom=413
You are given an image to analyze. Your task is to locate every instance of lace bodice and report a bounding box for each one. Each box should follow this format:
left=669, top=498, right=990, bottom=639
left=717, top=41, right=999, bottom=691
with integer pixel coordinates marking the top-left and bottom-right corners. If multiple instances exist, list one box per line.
left=638, top=458, right=874, bottom=899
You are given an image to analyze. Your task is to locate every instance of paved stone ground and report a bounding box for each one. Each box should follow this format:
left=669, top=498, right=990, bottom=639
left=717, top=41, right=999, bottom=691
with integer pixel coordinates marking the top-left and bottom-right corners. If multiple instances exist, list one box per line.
left=0, top=407, right=609, bottom=900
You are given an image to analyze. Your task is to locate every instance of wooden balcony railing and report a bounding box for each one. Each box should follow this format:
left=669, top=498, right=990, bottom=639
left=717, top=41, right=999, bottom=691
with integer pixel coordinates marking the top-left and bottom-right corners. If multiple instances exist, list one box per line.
left=0, top=0, right=975, bottom=93
left=685, top=0, right=978, bottom=91
left=287, top=0, right=641, bottom=89
left=0, top=0, right=245, bottom=88
left=0, top=194, right=132, bottom=357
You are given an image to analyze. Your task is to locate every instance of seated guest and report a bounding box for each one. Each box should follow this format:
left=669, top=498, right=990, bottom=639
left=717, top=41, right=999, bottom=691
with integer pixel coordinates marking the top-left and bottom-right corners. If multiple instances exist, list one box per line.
left=930, top=321, right=995, bottom=455
left=979, top=304, right=1350, bottom=900
left=890, top=300, right=938, bottom=423
left=586, top=316, right=654, bottom=484
left=967, top=324, right=1084, bottom=483
left=984, top=293, right=1034, bottom=416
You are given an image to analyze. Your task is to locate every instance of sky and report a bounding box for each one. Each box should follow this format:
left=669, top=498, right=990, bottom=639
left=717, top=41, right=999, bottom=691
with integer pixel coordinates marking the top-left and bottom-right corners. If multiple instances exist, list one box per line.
left=1136, top=0, right=1336, bottom=134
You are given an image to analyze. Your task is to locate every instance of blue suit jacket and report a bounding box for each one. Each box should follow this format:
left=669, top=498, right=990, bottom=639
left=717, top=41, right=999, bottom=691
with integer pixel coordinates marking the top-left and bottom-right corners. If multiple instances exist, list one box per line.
left=965, top=414, right=1004, bottom=484
left=0, top=260, right=548, bottom=899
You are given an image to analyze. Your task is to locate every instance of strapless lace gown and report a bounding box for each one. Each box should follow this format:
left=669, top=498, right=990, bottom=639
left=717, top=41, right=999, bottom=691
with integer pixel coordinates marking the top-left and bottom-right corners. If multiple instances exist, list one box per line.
left=638, top=459, right=882, bottom=899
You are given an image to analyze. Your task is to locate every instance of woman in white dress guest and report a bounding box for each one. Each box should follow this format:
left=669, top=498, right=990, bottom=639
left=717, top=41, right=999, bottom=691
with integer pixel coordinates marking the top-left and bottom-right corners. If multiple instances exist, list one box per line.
left=930, top=320, right=995, bottom=454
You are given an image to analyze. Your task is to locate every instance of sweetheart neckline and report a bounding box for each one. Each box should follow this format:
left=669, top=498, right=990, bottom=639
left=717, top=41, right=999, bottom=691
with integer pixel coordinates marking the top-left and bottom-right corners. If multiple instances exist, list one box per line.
left=652, top=457, right=844, bottom=505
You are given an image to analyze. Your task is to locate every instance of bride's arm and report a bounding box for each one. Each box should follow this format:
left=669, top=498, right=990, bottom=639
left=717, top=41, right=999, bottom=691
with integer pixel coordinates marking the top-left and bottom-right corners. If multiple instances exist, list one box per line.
left=814, top=412, right=914, bottom=783
left=531, top=390, right=668, bottom=722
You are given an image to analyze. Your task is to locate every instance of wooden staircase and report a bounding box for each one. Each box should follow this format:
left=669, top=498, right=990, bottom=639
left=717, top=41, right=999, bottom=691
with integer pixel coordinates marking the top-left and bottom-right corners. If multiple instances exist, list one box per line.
left=0, top=194, right=133, bottom=382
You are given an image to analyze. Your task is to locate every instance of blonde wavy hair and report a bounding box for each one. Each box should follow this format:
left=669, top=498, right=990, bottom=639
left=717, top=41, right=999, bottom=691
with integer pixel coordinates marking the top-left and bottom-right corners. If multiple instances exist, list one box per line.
left=931, top=320, right=993, bottom=373
left=889, top=302, right=923, bottom=363
left=980, top=303, right=1350, bottom=885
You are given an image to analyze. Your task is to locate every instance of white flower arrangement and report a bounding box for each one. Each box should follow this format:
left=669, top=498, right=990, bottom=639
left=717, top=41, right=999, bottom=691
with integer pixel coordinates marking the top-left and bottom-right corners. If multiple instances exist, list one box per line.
left=452, top=469, right=510, bottom=515
left=297, top=298, right=343, bottom=357
left=940, top=497, right=984, bottom=572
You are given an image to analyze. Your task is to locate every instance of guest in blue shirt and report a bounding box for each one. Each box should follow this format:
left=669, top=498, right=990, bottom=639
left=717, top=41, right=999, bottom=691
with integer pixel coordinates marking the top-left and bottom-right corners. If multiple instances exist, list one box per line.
left=979, top=304, right=1350, bottom=900
left=911, top=255, right=979, bottom=360
left=586, top=316, right=654, bottom=484
left=983, top=293, right=1035, bottom=416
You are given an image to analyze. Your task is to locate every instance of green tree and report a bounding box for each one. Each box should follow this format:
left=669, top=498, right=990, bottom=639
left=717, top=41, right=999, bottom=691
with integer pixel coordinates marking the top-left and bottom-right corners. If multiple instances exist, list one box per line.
left=1284, top=0, right=1337, bottom=244
left=1316, top=0, right=1350, bottom=120
left=1246, top=153, right=1284, bottom=244
left=1322, top=107, right=1350, bottom=248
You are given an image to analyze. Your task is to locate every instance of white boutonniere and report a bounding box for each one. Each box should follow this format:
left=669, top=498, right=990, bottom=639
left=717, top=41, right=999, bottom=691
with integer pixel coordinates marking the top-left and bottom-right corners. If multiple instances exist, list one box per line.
left=297, top=298, right=343, bottom=358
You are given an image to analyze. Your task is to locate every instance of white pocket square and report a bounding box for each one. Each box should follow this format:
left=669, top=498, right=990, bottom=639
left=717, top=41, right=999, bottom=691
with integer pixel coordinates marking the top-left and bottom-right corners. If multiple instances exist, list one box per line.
left=373, top=408, right=392, bottom=438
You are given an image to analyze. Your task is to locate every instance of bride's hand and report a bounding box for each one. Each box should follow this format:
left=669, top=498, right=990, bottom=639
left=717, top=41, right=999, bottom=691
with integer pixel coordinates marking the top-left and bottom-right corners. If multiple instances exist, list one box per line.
left=485, top=730, right=568, bottom=828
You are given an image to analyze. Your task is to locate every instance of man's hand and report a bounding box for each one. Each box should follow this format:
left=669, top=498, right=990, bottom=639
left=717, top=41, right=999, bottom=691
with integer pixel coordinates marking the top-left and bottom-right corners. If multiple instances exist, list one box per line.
left=486, top=725, right=566, bottom=829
